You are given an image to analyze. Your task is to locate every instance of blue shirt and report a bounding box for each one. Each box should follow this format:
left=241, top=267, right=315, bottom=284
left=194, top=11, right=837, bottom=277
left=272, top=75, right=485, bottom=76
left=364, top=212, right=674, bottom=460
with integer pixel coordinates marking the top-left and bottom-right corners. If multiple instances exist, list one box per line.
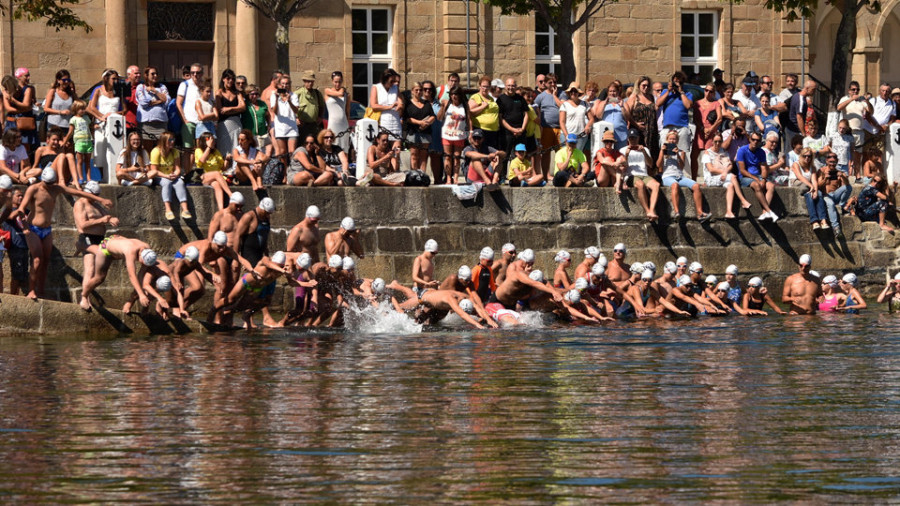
left=736, top=145, right=765, bottom=177
left=533, top=91, right=561, bottom=128
left=660, top=90, right=690, bottom=128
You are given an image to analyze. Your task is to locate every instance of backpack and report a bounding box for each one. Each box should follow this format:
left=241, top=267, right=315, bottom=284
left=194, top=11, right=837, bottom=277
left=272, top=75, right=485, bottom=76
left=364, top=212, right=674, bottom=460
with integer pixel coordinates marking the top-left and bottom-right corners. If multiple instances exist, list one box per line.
left=404, top=169, right=431, bottom=187
left=262, top=157, right=286, bottom=185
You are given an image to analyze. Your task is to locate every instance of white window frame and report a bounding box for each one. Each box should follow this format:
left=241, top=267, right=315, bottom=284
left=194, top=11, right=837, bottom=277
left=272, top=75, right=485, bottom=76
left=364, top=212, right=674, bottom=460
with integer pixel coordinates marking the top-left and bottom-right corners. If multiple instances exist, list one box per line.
left=680, top=11, right=719, bottom=75
left=352, top=7, right=393, bottom=105
left=535, top=18, right=561, bottom=76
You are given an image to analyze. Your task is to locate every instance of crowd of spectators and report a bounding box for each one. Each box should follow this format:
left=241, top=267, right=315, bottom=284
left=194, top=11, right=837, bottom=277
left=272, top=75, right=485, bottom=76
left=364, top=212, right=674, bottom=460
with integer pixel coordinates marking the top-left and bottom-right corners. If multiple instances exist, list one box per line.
left=1, top=64, right=899, bottom=230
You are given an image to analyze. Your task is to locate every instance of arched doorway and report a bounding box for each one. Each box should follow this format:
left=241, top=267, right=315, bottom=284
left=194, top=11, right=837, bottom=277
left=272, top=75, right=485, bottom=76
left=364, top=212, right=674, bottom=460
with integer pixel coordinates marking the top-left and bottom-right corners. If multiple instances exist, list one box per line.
left=880, top=7, right=900, bottom=85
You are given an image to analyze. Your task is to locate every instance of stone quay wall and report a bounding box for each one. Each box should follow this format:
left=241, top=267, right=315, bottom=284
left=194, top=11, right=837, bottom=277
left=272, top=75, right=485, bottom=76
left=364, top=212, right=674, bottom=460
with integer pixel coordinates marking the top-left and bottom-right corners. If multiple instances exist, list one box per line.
left=13, top=185, right=900, bottom=312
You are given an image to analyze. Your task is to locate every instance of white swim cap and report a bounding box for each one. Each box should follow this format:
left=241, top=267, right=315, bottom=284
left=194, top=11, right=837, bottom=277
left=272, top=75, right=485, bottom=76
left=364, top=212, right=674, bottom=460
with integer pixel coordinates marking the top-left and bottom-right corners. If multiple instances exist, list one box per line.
left=458, top=265, right=472, bottom=281
left=212, top=230, right=228, bottom=246
left=518, top=248, right=535, bottom=263
left=716, top=281, right=731, bottom=292
left=0, top=175, right=11, bottom=190
left=726, top=264, right=739, bottom=275
left=502, top=243, right=516, bottom=254
left=424, top=239, right=438, bottom=253
left=629, top=262, right=645, bottom=274
left=678, top=274, right=692, bottom=286
left=155, top=275, right=172, bottom=292
left=184, top=246, right=200, bottom=263
left=342, top=256, right=355, bottom=270
left=705, top=275, right=718, bottom=285
left=480, top=247, right=495, bottom=261
left=643, top=261, right=656, bottom=273
left=809, top=270, right=820, bottom=278
left=554, top=250, right=570, bottom=263
left=270, top=251, right=285, bottom=266
left=140, top=248, right=158, bottom=266
left=894, top=272, right=900, bottom=281
left=596, top=254, right=608, bottom=268
left=40, top=167, right=57, bottom=184
left=613, top=242, right=626, bottom=253
left=566, top=289, right=581, bottom=304
left=689, top=261, right=703, bottom=273
left=574, top=277, right=588, bottom=291
left=664, top=261, right=677, bottom=274
left=529, top=269, right=544, bottom=282
left=676, top=256, right=688, bottom=266
left=748, top=276, right=763, bottom=287
left=641, top=270, right=653, bottom=281
left=341, top=216, right=355, bottom=231
left=83, top=180, right=101, bottom=195
left=305, top=205, right=320, bottom=219
left=296, top=252, right=311, bottom=269
left=372, top=278, right=385, bottom=294
left=229, top=192, right=245, bottom=205
left=584, top=246, right=600, bottom=259
left=822, top=275, right=838, bottom=286
left=259, top=197, right=275, bottom=213
left=591, top=264, right=605, bottom=277
left=799, top=253, right=812, bottom=266
left=459, top=298, right=475, bottom=314
left=841, top=272, right=858, bottom=286
left=328, top=254, right=343, bottom=268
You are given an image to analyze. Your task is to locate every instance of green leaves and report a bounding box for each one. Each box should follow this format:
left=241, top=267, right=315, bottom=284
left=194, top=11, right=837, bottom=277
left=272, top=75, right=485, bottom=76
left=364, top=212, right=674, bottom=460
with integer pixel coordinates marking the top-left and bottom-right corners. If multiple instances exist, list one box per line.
left=5, top=0, right=92, bottom=32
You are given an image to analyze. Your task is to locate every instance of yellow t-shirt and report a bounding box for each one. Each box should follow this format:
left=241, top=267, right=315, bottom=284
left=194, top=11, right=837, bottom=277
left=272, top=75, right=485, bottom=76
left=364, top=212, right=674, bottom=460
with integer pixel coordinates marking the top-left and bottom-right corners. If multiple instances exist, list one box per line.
left=507, top=157, right=531, bottom=181
left=525, top=105, right=540, bottom=139
left=150, top=146, right=179, bottom=175
left=470, top=93, right=499, bottom=132
left=194, top=147, right=225, bottom=173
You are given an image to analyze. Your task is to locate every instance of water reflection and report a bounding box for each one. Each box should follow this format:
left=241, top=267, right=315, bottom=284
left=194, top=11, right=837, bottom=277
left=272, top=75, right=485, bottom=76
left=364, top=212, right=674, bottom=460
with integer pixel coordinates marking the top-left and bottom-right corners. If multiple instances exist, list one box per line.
left=1, top=316, right=900, bottom=501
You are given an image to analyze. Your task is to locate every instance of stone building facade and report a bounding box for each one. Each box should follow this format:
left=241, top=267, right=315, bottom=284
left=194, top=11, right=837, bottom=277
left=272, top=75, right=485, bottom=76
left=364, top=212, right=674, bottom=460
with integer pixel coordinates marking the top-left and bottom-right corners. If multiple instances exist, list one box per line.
left=0, top=0, right=898, bottom=103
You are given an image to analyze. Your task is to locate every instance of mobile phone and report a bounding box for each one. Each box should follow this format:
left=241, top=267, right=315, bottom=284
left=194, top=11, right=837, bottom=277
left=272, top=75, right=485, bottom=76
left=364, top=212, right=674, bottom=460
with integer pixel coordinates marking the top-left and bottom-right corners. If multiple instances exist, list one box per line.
left=277, top=88, right=287, bottom=94
left=664, top=142, right=676, bottom=155
left=828, top=171, right=838, bottom=181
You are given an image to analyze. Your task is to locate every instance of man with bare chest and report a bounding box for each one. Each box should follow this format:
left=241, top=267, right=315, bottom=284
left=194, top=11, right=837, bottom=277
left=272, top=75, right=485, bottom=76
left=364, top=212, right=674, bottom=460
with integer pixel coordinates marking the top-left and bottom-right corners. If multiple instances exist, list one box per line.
left=325, top=216, right=365, bottom=259
left=74, top=181, right=119, bottom=305
left=412, top=239, right=439, bottom=298
left=286, top=205, right=321, bottom=263
left=209, top=192, right=244, bottom=247
left=781, top=254, right=820, bottom=314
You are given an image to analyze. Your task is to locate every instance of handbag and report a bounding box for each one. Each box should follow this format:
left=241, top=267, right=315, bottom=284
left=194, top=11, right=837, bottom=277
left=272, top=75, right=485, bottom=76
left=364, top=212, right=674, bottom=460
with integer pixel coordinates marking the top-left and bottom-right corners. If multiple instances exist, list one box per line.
left=364, top=107, right=381, bottom=122
left=15, top=116, right=36, bottom=131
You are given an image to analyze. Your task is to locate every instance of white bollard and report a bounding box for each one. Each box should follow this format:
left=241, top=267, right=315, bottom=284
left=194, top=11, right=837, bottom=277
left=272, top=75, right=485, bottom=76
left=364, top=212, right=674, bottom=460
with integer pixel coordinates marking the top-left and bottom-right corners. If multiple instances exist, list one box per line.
left=355, top=118, right=379, bottom=179
left=887, top=123, right=900, bottom=186
left=591, top=121, right=614, bottom=161
left=93, top=113, right=125, bottom=184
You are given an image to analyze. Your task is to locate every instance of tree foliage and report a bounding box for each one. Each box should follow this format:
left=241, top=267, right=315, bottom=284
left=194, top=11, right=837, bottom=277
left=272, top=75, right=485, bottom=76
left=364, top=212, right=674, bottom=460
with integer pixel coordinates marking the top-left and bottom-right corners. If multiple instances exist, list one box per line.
left=240, top=0, right=318, bottom=73
left=1, top=0, right=92, bottom=32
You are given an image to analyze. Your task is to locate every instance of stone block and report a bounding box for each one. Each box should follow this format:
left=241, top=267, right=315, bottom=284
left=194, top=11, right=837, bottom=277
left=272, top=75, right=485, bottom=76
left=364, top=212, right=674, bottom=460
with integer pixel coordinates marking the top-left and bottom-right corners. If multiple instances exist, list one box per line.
left=376, top=227, right=414, bottom=253
left=413, top=225, right=465, bottom=252
left=462, top=226, right=510, bottom=251
left=507, top=226, right=558, bottom=251
left=345, top=187, right=426, bottom=226
left=598, top=223, right=650, bottom=249
left=696, top=245, right=780, bottom=274
left=357, top=254, right=394, bottom=281
left=112, top=186, right=162, bottom=226
left=555, top=224, right=600, bottom=250
left=432, top=254, right=474, bottom=280
left=510, top=188, right=561, bottom=223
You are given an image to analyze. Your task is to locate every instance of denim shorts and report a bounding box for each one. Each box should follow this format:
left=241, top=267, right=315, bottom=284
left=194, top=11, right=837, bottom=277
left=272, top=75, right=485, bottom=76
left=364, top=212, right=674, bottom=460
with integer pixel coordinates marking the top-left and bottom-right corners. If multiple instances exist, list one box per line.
left=662, top=175, right=698, bottom=189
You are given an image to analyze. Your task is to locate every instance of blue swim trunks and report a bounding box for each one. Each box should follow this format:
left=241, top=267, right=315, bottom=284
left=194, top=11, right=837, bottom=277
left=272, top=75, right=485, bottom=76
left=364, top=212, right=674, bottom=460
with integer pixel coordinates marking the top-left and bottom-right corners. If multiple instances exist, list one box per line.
left=28, top=225, right=52, bottom=240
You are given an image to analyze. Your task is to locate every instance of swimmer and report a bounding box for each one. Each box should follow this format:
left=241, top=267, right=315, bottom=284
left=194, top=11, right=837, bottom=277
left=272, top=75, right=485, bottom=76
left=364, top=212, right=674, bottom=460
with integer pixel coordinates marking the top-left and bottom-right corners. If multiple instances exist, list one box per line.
left=10, top=167, right=113, bottom=300
left=79, top=237, right=158, bottom=312
left=416, top=290, right=488, bottom=329
left=781, top=254, right=820, bottom=314
left=585, top=263, right=643, bottom=317
left=675, top=256, right=689, bottom=278
left=311, top=254, right=348, bottom=327
left=838, top=273, right=866, bottom=313
left=654, top=261, right=678, bottom=299
left=686, top=262, right=726, bottom=314
left=438, top=265, right=499, bottom=328
left=723, top=264, right=743, bottom=307
left=148, top=276, right=178, bottom=320
left=209, top=191, right=245, bottom=247
left=665, top=275, right=715, bottom=316
left=235, top=197, right=279, bottom=326
left=74, top=181, right=119, bottom=306
left=507, top=248, right=536, bottom=279
left=121, top=258, right=174, bottom=316
left=493, top=242, right=517, bottom=285
left=471, top=247, right=497, bottom=304
left=412, top=239, right=440, bottom=298
left=876, top=272, right=900, bottom=312
left=818, top=275, right=847, bottom=312
left=180, top=231, right=259, bottom=323
left=325, top=216, right=365, bottom=259
left=168, top=246, right=214, bottom=319
left=700, top=273, right=732, bottom=312
left=629, top=269, right=690, bottom=316
left=713, top=281, right=749, bottom=315
left=557, top=288, right=604, bottom=323
left=286, top=205, right=322, bottom=263
left=492, top=249, right=562, bottom=311
left=574, top=246, right=601, bottom=280
left=280, top=252, right=319, bottom=326
left=743, top=276, right=786, bottom=315
left=223, top=250, right=290, bottom=329
left=606, top=243, right=631, bottom=285
left=553, top=250, right=573, bottom=290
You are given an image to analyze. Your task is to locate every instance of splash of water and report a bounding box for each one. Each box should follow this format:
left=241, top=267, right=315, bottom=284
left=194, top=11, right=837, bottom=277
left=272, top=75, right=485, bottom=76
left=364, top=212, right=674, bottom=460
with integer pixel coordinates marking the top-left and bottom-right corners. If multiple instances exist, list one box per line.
left=343, top=301, right=423, bottom=335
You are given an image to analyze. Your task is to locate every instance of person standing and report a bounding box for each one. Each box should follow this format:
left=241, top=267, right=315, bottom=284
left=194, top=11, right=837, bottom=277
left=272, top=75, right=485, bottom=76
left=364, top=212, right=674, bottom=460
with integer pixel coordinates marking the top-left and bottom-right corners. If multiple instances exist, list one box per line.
left=176, top=63, right=204, bottom=172
left=869, top=83, right=896, bottom=134
left=323, top=71, right=351, bottom=153
left=533, top=74, right=564, bottom=172
left=624, top=76, right=658, bottom=158
left=123, top=65, right=142, bottom=131
left=497, top=77, right=529, bottom=171
left=4, top=68, right=37, bottom=156
left=242, top=85, right=271, bottom=153
left=135, top=66, right=170, bottom=153
left=42, top=69, right=76, bottom=139
left=655, top=72, right=693, bottom=155
left=215, top=69, right=246, bottom=160
left=692, top=83, right=723, bottom=179
left=469, top=76, right=501, bottom=149
left=295, top=71, right=326, bottom=142
left=271, top=75, right=301, bottom=161
left=369, top=68, right=403, bottom=144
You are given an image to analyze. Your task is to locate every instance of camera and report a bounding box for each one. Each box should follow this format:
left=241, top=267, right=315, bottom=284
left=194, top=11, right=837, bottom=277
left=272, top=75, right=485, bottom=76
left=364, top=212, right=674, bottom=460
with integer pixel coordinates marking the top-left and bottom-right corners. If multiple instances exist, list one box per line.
left=277, top=88, right=287, bottom=94
left=828, top=170, right=838, bottom=181
left=664, top=143, right=676, bottom=155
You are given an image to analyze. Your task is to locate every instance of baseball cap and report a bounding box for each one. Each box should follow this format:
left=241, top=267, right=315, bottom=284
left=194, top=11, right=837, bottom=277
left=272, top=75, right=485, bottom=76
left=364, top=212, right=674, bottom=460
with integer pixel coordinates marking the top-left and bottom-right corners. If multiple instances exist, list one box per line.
left=627, top=128, right=641, bottom=139
left=515, top=143, right=526, bottom=152
left=566, top=133, right=578, bottom=143
left=471, top=129, right=485, bottom=138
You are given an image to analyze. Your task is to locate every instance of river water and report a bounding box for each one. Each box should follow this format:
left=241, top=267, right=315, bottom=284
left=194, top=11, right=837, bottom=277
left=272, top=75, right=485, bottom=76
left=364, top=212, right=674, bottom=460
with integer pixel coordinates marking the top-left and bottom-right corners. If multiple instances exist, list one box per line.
left=2, top=313, right=900, bottom=502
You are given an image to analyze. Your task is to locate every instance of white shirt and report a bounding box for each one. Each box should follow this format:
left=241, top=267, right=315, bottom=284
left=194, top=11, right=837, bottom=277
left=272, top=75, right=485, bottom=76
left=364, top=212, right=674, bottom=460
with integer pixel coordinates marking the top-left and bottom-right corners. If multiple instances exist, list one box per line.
left=620, top=146, right=651, bottom=177
left=0, top=145, right=28, bottom=174
left=734, top=89, right=761, bottom=114
left=757, top=90, right=782, bottom=107
left=870, top=96, right=895, bottom=127
left=177, top=79, right=201, bottom=123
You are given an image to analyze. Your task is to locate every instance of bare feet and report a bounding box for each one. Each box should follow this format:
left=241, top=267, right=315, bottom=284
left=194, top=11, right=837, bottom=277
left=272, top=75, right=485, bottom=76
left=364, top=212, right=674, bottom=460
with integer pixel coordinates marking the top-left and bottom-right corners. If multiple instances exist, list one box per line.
left=724, top=212, right=736, bottom=219
left=741, top=202, right=752, bottom=209
left=122, top=302, right=133, bottom=314
left=79, top=296, right=92, bottom=312
left=647, top=213, right=658, bottom=222
left=880, top=224, right=894, bottom=233
left=26, top=291, right=38, bottom=301
left=262, top=316, right=282, bottom=328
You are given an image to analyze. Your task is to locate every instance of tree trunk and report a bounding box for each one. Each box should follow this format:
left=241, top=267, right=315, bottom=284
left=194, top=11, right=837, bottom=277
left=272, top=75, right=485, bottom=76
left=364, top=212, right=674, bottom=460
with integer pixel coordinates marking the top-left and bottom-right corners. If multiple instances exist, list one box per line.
left=830, top=0, right=859, bottom=108
left=275, top=20, right=290, bottom=73
left=557, top=24, right=575, bottom=86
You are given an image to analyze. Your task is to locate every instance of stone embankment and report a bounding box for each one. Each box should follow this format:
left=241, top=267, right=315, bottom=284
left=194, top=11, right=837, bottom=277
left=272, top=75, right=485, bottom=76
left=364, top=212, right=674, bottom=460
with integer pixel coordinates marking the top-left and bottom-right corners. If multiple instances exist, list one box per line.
left=3, top=184, right=898, bottom=333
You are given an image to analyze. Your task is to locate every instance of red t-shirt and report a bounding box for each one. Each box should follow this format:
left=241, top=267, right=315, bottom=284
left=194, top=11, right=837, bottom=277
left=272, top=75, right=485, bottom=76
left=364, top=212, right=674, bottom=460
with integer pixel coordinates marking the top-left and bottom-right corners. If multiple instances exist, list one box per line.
left=594, top=147, right=623, bottom=178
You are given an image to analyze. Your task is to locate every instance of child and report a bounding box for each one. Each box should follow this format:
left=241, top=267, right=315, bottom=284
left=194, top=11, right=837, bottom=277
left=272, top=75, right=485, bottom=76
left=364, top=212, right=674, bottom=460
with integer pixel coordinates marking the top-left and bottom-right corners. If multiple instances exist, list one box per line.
left=861, top=147, right=885, bottom=186
left=784, top=135, right=803, bottom=169
left=507, top=143, right=545, bottom=187
left=194, top=82, right=218, bottom=141
left=66, top=99, right=93, bottom=183
left=852, top=175, right=894, bottom=232
left=829, top=119, right=854, bottom=177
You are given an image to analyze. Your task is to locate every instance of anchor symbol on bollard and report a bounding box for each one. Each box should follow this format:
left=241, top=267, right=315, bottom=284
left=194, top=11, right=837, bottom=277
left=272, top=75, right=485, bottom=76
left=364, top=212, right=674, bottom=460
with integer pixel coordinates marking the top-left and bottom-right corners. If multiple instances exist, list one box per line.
left=365, top=124, right=376, bottom=143
left=112, top=121, right=124, bottom=140
left=894, top=128, right=900, bottom=146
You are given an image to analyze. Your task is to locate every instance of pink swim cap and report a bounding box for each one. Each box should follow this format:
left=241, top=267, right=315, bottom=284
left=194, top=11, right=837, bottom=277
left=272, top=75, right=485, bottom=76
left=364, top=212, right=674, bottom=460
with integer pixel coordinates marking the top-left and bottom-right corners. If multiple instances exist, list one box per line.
left=14, top=67, right=29, bottom=78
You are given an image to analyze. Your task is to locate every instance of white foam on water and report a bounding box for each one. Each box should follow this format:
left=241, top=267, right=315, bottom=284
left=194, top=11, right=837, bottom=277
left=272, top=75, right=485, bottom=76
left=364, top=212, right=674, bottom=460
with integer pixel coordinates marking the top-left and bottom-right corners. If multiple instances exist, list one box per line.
left=516, top=311, right=547, bottom=328
left=343, top=301, right=423, bottom=335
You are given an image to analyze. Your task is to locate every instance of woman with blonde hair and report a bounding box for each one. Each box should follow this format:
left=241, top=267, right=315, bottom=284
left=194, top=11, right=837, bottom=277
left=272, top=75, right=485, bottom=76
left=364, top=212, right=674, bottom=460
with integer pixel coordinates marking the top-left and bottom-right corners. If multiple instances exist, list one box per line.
left=149, top=131, right=191, bottom=221
left=195, top=132, right=234, bottom=210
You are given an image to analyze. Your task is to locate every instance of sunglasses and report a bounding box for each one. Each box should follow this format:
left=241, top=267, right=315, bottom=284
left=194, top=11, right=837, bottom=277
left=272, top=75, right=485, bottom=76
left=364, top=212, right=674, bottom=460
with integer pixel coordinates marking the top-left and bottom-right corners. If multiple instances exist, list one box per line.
left=191, top=71, right=203, bottom=75
left=61, top=78, right=71, bottom=82
left=613, top=249, right=625, bottom=253
left=323, top=136, right=334, bottom=140
left=801, top=154, right=812, bottom=158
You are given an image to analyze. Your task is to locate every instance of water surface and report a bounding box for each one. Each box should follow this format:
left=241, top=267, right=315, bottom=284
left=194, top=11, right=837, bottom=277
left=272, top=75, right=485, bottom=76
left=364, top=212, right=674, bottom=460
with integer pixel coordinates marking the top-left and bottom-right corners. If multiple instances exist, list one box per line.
left=2, top=314, right=900, bottom=502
